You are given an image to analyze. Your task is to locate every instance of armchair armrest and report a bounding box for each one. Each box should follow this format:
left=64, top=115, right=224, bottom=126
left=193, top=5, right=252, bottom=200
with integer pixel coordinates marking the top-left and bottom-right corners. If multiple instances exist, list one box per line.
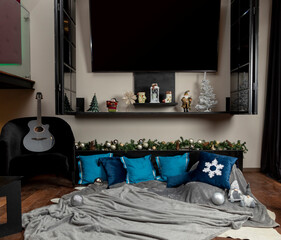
left=0, top=135, right=22, bottom=175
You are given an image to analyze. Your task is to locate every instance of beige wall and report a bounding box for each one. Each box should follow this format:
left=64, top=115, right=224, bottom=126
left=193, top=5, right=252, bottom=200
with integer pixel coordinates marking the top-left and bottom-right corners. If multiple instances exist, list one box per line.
left=0, top=0, right=272, bottom=168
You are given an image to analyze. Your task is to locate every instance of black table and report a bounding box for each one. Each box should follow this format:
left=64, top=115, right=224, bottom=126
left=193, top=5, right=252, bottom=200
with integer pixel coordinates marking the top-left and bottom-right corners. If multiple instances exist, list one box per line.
left=0, top=176, right=22, bottom=237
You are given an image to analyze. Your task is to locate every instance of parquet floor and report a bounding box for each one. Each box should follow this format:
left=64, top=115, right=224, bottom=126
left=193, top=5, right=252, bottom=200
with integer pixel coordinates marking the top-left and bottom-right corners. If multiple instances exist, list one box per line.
left=0, top=172, right=280, bottom=240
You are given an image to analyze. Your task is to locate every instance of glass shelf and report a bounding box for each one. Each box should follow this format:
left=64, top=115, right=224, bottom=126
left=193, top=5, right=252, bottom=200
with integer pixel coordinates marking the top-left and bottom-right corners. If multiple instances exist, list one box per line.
left=0, top=70, right=34, bottom=89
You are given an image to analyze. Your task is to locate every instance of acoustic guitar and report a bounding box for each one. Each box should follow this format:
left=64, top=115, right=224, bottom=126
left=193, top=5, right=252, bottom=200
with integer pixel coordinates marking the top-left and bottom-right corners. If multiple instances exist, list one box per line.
left=23, top=92, right=55, bottom=152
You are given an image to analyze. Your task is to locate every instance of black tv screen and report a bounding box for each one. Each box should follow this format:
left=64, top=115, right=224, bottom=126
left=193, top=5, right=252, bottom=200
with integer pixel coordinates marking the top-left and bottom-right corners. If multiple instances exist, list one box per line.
left=89, top=0, right=221, bottom=72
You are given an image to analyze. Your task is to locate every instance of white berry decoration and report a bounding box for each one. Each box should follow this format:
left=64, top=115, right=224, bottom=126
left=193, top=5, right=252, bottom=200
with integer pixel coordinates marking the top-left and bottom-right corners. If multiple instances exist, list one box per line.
left=143, top=142, right=149, bottom=148
left=137, top=144, right=143, bottom=150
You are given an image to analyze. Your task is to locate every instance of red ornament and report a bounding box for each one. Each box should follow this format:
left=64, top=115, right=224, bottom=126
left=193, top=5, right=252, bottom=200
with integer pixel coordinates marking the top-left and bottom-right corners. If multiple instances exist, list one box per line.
left=106, top=98, right=118, bottom=112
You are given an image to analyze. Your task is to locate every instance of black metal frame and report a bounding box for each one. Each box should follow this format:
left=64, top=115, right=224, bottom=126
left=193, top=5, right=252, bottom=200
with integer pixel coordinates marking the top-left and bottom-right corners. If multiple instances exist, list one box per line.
left=54, top=0, right=76, bottom=115
left=55, top=0, right=64, bottom=114
left=55, top=1, right=258, bottom=116
left=230, top=0, right=259, bottom=114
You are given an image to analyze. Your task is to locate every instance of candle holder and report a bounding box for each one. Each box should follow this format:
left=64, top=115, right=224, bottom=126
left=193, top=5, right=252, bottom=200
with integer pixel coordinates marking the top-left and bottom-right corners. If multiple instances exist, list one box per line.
left=150, top=83, right=160, bottom=103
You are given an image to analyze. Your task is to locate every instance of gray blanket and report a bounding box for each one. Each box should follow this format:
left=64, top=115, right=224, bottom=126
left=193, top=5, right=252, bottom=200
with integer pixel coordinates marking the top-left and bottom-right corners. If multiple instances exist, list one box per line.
left=22, top=165, right=278, bottom=240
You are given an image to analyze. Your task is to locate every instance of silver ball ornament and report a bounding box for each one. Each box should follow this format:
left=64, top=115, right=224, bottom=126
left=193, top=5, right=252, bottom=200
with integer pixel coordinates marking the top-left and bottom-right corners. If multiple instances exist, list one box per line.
left=189, top=138, right=194, bottom=144
left=94, top=178, right=103, bottom=185
left=211, top=192, right=225, bottom=205
left=110, top=144, right=116, bottom=150
left=198, top=139, right=203, bottom=144
left=137, top=144, right=143, bottom=150
left=105, top=142, right=111, bottom=148
left=70, top=194, right=84, bottom=206
left=113, top=139, right=119, bottom=145
left=143, top=142, right=149, bottom=148
left=80, top=143, right=85, bottom=148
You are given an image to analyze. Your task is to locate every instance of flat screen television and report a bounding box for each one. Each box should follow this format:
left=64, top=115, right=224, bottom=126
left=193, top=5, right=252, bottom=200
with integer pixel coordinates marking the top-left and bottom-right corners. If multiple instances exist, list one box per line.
left=89, top=0, right=221, bottom=72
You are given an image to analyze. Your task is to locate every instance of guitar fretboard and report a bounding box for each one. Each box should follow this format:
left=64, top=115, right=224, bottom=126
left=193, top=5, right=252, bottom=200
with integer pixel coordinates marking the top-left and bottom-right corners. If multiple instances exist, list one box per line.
left=37, top=97, right=42, bottom=127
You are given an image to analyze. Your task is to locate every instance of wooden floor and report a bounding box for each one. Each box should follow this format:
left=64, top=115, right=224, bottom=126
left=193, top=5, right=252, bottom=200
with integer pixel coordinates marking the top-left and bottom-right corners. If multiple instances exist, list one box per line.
left=0, top=172, right=280, bottom=240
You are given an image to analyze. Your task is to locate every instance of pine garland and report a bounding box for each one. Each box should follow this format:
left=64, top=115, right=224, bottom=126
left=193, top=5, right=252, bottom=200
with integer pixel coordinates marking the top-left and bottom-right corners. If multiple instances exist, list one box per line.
left=75, top=138, right=248, bottom=153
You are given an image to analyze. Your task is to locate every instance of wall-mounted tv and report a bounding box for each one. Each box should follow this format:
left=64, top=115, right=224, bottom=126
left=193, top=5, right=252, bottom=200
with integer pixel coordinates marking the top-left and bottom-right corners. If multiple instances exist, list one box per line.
left=89, top=0, right=221, bottom=72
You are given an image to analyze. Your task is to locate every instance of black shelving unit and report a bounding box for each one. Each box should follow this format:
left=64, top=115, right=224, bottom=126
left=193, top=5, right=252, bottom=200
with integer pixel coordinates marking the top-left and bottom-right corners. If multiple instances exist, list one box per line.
left=134, top=72, right=176, bottom=104
left=133, top=103, right=178, bottom=107
left=75, top=111, right=232, bottom=118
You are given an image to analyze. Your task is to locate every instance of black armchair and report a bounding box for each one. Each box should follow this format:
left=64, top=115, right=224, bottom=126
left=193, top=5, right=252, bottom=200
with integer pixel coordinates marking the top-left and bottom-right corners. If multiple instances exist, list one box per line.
left=0, top=117, right=75, bottom=185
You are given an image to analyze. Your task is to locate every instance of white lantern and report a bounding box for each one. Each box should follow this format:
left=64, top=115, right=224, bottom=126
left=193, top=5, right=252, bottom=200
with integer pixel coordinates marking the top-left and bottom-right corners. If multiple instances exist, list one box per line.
left=150, top=83, right=160, bottom=103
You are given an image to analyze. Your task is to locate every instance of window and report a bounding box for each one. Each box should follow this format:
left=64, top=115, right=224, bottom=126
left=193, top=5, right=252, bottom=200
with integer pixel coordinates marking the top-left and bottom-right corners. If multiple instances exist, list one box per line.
left=230, top=0, right=258, bottom=114
left=55, top=0, right=76, bottom=114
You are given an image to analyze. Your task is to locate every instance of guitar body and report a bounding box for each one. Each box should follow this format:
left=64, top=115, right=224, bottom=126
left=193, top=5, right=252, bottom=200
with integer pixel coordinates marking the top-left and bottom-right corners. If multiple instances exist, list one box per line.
left=23, top=120, right=55, bottom=152
left=23, top=92, right=55, bottom=152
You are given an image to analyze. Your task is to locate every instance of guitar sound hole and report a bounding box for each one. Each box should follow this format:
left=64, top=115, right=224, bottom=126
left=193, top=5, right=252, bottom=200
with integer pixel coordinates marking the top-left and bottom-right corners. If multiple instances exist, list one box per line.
left=35, top=126, right=44, bottom=133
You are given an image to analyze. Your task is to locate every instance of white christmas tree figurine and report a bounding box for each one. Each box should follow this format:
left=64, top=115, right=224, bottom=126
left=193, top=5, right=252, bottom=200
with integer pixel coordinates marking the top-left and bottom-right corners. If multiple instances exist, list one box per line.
left=195, top=72, right=218, bottom=112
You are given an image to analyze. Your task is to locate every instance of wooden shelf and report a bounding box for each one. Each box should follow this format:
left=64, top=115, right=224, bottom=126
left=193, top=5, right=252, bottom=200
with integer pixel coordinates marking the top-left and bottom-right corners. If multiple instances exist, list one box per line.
left=75, top=111, right=232, bottom=118
left=133, top=102, right=178, bottom=107
left=0, top=71, right=35, bottom=89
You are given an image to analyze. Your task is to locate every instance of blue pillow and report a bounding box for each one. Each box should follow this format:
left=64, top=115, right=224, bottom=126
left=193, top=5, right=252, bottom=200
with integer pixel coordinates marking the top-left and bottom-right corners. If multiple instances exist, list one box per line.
left=167, top=172, right=192, bottom=188
left=120, top=155, right=157, bottom=184
left=77, top=153, right=113, bottom=184
left=189, top=152, right=237, bottom=189
left=156, top=153, right=189, bottom=181
left=99, top=157, right=127, bottom=186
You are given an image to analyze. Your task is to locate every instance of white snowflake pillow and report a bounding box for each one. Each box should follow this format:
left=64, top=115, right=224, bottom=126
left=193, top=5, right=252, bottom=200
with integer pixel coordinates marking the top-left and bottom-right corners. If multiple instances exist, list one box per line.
left=189, top=152, right=237, bottom=189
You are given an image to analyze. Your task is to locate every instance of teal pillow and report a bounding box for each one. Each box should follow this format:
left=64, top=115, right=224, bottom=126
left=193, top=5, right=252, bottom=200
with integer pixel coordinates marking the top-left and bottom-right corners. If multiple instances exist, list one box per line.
left=120, top=155, right=157, bottom=184
left=77, top=153, right=113, bottom=184
left=189, top=152, right=237, bottom=189
left=156, top=153, right=189, bottom=181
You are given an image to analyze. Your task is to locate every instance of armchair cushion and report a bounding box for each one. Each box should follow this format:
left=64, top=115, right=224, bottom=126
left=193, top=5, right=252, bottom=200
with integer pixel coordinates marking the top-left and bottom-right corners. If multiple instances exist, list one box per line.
left=9, top=153, right=69, bottom=176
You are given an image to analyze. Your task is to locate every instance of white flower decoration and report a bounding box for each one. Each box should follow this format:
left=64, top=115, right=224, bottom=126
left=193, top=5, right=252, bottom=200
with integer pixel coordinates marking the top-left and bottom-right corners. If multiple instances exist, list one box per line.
left=202, top=158, right=224, bottom=178
left=122, top=91, right=137, bottom=105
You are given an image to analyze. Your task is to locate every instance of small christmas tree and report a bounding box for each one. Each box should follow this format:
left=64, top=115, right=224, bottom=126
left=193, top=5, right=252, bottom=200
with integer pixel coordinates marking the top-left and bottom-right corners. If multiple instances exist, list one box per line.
left=64, top=94, right=73, bottom=112
left=195, top=72, right=218, bottom=112
left=87, top=93, right=99, bottom=112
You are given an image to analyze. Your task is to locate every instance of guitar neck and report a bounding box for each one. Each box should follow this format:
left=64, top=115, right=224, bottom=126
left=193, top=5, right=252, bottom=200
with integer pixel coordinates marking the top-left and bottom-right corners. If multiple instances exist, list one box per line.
left=37, top=98, right=42, bottom=126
